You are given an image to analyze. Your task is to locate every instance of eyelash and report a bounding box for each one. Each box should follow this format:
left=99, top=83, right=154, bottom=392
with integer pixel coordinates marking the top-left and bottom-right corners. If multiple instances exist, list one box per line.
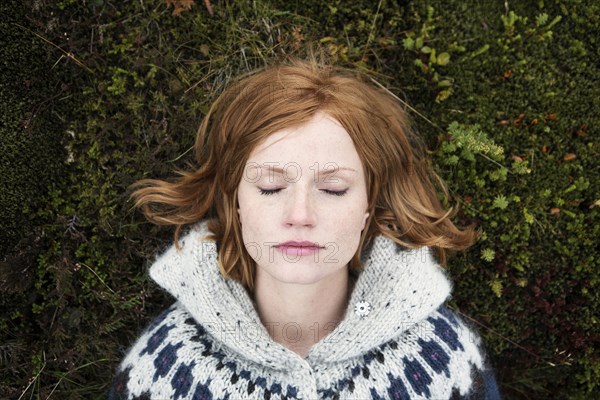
left=258, top=188, right=348, bottom=197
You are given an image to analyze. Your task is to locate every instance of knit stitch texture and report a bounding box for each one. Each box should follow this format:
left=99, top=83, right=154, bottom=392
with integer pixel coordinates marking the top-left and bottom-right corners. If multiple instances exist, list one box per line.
left=109, top=220, right=502, bottom=399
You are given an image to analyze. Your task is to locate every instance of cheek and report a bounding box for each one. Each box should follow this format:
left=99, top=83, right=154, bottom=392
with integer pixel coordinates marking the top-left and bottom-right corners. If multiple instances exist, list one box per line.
left=346, top=197, right=368, bottom=222
left=239, top=206, right=268, bottom=242
left=333, top=208, right=367, bottom=241
left=236, top=187, right=258, bottom=225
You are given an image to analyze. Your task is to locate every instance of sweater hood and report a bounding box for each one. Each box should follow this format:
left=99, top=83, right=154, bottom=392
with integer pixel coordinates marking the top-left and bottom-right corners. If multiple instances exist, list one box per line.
left=149, top=220, right=453, bottom=371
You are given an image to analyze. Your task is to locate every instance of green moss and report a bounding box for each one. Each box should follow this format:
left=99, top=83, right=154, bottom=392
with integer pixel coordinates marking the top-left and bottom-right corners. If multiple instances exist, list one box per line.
left=0, top=2, right=67, bottom=254
left=1, top=0, right=598, bottom=398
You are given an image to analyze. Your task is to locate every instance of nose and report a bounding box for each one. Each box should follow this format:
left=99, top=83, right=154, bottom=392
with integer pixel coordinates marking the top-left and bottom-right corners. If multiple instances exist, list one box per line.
left=283, top=187, right=317, bottom=227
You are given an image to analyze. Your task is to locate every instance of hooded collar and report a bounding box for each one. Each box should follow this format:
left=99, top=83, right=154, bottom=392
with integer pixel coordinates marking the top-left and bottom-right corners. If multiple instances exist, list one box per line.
left=149, top=220, right=452, bottom=371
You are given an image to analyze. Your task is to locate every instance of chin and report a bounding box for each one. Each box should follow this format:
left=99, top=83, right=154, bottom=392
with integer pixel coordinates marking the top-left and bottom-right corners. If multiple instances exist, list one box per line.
left=261, top=263, right=336, bottom=286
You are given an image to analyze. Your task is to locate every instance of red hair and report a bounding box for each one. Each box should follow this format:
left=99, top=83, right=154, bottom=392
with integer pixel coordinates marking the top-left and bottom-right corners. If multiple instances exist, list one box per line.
left=128, top=58, right=477, bottom=290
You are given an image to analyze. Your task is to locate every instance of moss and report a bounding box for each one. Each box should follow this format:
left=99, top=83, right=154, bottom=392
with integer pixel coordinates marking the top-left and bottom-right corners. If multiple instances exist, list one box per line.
left=0, top=1, right=67, bottom=254
left=1, top=0, right=598, bottom=398
left=405, top=1, right=600, bottom=396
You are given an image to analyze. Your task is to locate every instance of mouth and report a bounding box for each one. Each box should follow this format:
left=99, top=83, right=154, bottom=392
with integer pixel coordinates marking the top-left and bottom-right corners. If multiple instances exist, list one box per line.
left=276, top=241, right=323, bottom=248
left=275, top=241, right=324, bottom=257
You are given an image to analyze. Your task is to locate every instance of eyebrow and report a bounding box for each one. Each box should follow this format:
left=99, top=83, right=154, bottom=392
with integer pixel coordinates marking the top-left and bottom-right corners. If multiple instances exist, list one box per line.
left=256, top=165, right=357, bottom=175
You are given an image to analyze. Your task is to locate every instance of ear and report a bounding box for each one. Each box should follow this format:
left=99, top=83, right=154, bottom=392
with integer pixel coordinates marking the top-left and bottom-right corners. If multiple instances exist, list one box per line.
left=361, top=211, right=370, bottom=231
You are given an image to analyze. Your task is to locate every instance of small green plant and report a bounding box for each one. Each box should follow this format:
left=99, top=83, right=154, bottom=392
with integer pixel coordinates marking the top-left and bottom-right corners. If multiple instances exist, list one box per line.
left=498, top=8, right=563, bottom=74
left=481, top=248, right=496, bottom=262
left=492, top=194, right=510, bottom=210
left=445, top=122, right=504, bottom=160
left=402, top=6, right=464, bottom=102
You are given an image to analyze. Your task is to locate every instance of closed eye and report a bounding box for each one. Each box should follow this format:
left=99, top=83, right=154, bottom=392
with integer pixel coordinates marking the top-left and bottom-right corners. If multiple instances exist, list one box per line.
left=258, top=188, right=348, bottom=197
left=323, top=189, right=348, bottom=197
left=258, top=188, right=281, bottom=196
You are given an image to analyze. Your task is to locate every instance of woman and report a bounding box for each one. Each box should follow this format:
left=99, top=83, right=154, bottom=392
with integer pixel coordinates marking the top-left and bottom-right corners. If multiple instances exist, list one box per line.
left=110, top=58, right=501, bottom=399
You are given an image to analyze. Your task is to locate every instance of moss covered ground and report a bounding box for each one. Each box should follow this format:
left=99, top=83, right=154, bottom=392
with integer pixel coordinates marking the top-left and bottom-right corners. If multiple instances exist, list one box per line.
left=1, top=0, right=598, bottom=398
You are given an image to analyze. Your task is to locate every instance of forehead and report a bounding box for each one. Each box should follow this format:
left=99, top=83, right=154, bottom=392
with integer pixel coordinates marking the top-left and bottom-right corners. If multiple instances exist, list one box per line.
left=248, top=112, right=362, bottom=166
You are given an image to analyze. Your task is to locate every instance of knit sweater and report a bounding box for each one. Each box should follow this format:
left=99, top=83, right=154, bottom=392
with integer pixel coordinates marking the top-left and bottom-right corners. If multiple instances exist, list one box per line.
left=109, top=220, right=501, bottom=399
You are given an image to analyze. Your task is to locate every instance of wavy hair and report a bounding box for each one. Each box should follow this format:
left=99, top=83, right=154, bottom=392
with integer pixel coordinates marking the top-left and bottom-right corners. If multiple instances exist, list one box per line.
left=128, top=57, right=477, bottom=291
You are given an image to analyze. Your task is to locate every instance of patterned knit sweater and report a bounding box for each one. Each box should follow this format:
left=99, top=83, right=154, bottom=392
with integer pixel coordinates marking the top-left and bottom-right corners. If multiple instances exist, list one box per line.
left=109, top=220, right=501, bottom=399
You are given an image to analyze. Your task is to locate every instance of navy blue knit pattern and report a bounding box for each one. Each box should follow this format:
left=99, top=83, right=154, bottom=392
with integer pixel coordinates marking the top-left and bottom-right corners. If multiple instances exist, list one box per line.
left=110, top=304, right=501, bottom=399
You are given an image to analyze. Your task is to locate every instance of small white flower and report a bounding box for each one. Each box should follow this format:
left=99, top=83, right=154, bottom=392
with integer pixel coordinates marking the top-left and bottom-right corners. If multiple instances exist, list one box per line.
left=354, top=301, right=372, bottom=318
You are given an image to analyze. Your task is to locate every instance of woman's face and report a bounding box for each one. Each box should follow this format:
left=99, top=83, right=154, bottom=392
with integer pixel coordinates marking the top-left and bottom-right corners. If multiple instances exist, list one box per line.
left=236, top=111, right=370, bottom=285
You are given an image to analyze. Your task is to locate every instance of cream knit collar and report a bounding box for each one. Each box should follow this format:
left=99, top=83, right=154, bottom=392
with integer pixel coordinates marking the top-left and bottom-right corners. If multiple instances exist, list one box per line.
left=149, top=220, right=453, bottom=371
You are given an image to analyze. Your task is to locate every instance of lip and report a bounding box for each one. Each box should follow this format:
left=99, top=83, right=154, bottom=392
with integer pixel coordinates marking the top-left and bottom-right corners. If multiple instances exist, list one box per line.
left=277, top=240, right=323, bottom=248
left=275, top=241, right=323, bottom=257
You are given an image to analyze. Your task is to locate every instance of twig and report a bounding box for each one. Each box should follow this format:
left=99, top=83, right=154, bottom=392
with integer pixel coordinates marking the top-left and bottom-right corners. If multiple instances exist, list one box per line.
left=361, top=0, right=383, bottom=61
left=13, top=23, right=94, bottom=74
left=46, top=358, right=109, bottom=398
left=79, top=262, right=115, bottom=294
left=477, top=152, right=513, bottom=174
left=169, top=145, right=194, bottom=162
left=204, top=0, right=214, bottom=16
left=369, top=76, right=444, bottom=132
left=17, top=351, right=46, bottom=400
left=452, top=306, right=560, bottom=367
